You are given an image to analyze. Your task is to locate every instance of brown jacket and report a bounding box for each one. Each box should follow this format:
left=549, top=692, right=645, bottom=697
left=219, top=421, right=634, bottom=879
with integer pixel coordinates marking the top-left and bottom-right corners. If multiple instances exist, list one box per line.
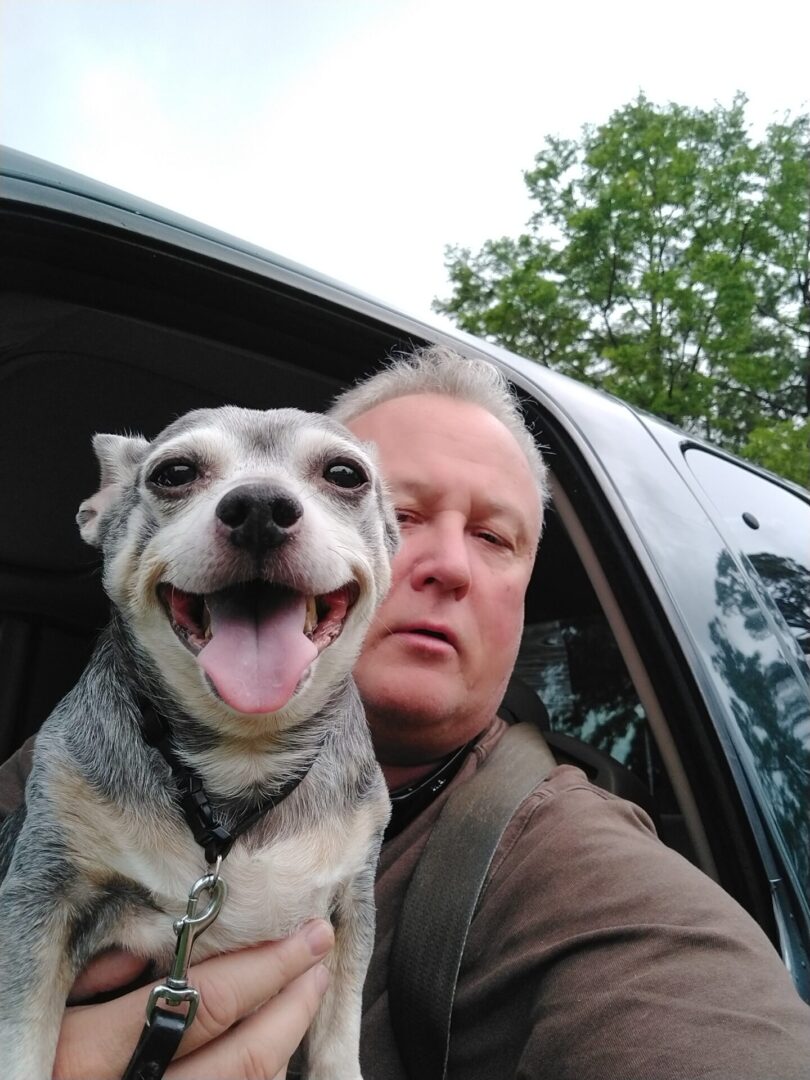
left=2, top=721, right=810, bottom=1078
left=361, top=718, right=810, bottom=1079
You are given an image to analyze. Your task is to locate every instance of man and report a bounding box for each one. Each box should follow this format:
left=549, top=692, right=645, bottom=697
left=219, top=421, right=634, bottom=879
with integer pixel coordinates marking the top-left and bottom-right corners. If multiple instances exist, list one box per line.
left=338, top=348, right=810, bottom=1078
left=2, top=346, right=809, bottom=1078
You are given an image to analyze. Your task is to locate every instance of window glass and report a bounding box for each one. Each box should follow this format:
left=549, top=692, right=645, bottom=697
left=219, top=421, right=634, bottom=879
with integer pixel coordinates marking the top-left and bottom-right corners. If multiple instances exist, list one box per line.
left=685, top=450, right=810, bottom=672
left=685, top=448, right=810, bottom=891
left=515, top=615, right=681, bottom=825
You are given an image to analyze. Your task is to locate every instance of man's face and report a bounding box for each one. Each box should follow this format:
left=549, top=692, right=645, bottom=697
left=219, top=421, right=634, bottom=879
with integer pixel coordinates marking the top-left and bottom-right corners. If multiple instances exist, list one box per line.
left=347, top=393, right=541, bottom=766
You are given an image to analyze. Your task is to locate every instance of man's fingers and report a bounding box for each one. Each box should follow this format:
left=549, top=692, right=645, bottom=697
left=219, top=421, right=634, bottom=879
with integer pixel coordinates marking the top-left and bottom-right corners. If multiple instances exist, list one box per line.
left=166, top=963, right=330, bottom=1079
left=173, top=920, right=333, bottom=1057
left=54, top=921, right=334, bottom=1080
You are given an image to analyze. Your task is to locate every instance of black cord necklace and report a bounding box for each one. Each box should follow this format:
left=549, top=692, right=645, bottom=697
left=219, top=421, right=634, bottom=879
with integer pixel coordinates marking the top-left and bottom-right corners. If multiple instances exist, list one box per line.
left=385, top=735, right=479, bottom=841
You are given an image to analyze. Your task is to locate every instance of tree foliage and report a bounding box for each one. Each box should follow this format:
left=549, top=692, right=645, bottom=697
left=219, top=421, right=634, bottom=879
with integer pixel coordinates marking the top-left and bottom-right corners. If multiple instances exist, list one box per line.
left=435, top=95, right=810, bottom=486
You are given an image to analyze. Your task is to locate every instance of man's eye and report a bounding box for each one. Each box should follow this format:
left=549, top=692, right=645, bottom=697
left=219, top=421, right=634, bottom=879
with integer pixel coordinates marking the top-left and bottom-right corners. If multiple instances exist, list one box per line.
left=149, top=460, right=198, bottom=488
left=395, top=509, right=419, bottom=525
left=324, top=459, right=368, bottom=489
left=477, top=530, right=506, bottom=547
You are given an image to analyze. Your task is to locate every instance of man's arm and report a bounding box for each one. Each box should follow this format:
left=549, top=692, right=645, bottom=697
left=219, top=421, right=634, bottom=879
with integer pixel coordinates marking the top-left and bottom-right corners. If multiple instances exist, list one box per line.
left=457, top=766, right=810, bottom=1079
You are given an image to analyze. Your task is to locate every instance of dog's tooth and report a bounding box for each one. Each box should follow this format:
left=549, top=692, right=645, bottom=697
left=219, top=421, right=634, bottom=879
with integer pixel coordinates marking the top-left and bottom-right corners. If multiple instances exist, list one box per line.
left=304, top=595, right=317, bottom=635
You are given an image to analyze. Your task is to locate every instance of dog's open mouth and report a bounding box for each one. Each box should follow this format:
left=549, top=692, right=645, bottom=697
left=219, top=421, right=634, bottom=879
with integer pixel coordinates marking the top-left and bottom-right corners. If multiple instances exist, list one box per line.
left=158, top=580, right=359, bottom=714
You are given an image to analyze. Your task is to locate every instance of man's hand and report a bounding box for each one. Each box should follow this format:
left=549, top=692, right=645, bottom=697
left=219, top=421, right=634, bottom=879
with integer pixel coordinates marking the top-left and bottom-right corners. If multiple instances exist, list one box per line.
left=55, top=920, right=334, bottom=1080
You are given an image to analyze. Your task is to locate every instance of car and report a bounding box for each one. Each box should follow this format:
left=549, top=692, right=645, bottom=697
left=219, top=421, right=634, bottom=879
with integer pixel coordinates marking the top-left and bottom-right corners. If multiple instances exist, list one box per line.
left=1, top=146, right=808, bottom=1002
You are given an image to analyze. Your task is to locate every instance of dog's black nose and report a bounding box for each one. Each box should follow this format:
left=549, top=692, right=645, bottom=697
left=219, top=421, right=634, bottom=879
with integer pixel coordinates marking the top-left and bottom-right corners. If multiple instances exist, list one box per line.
left=216, top=484, right=303, bottom=554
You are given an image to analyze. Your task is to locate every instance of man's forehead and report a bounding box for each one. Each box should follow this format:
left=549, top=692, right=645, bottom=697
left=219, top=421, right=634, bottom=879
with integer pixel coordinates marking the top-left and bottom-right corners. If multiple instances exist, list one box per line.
left=347, top=395, right=541, bottom=545
left=352, top=390, right=542, bottom=503
left=348, top=393, right=521, bottom=459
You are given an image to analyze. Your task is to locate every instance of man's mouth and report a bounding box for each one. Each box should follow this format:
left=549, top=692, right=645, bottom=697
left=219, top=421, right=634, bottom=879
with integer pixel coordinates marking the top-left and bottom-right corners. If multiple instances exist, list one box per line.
left=158, top=580, right=358, bottom=714
left=395, top=624, right=458, bottom=650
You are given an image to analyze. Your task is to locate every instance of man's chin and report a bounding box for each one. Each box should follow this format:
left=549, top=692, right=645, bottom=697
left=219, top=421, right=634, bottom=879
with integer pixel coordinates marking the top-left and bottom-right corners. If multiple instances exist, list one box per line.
left=362, top=687, right=488, bottom=765
left=359, top=655, right=457, bottom=712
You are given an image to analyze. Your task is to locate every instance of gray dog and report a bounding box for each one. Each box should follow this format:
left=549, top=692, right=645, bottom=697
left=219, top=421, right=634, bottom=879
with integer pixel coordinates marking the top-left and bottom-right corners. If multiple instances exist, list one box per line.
left=0, top=406, right=397, bottom=1080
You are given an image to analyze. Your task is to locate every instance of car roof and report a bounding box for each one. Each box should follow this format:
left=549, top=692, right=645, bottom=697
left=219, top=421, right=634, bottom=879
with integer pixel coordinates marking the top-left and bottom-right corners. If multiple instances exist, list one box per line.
left=0, top=146, right=654, bottom=423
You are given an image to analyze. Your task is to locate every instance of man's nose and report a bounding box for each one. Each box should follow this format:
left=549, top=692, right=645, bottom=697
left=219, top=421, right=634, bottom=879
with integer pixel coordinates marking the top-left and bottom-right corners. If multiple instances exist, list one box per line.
left=409, top=517, right=471, bottom=597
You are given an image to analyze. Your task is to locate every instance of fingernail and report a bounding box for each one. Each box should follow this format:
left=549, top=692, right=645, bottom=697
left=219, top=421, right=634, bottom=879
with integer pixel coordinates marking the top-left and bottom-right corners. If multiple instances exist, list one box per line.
left=315, top=962, right=330, bottom=993
left=304, top=919, right=334, bottom=958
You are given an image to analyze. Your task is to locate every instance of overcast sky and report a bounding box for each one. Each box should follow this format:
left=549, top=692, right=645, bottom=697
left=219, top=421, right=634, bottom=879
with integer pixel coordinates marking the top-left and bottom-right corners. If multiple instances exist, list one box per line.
left=2, top=0, right=808, bottom=323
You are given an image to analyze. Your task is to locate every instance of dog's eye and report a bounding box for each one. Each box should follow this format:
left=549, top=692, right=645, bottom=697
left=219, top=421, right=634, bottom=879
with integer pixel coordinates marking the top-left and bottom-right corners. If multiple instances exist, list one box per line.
left=149, top=460, right=199, bottom=489
left=324, top=459, right=368, bottom=490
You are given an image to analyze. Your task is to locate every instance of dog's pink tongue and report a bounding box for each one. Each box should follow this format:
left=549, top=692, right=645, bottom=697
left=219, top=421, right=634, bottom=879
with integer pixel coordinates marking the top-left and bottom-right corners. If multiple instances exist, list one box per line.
left=198, top=588, right=317, bottom=714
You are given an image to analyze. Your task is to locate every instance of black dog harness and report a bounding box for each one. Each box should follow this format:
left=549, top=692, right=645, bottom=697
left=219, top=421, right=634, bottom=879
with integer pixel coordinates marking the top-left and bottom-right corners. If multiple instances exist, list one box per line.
left=121, top=701, right=322, bottom=1080
left=140, top=703, right=317, bottom=862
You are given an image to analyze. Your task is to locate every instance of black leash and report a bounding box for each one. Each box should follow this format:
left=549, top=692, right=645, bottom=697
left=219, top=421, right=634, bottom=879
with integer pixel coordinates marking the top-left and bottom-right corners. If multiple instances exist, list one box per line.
left=122, top=868, right=226, bottom=1080
left=121, top=701, right=321, bottom=1080
left=122, top=1008, right=188, bottom=1080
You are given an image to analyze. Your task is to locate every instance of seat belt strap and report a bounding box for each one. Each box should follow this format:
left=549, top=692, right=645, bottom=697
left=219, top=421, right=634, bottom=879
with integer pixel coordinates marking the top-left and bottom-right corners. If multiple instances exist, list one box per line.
left=389, top=722, right=557, bottom=1079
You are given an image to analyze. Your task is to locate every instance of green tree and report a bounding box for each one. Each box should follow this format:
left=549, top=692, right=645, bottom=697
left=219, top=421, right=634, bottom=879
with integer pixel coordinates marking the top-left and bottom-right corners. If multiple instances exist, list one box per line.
left=435, top=95, right=810, bottom=486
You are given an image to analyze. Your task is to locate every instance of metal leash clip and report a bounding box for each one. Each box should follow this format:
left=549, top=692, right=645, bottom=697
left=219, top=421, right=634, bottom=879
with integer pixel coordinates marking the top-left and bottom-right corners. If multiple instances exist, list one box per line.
left=145, top=869, right=228, bottom=1031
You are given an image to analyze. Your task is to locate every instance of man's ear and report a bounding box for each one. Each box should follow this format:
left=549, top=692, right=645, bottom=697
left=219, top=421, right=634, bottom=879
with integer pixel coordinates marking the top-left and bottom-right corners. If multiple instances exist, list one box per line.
left=76, top=433, right=149, bottom=547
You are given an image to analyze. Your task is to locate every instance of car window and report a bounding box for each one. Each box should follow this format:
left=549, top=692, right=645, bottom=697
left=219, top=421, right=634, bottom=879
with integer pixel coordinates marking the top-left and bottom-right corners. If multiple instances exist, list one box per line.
left=515, top=499, right=689, bottom=861
left=517, top=617, right=647, bottom=767
left=684, top=447, right=810, bottom=894
left=515, top=615, right=679, bottom=804
left=684, top=449, right=810, bottom=677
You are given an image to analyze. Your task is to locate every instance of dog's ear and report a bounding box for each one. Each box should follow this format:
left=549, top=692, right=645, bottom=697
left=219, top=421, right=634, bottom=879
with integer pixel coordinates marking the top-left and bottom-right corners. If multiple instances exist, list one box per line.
left=76, top=433, right=150, bottom=547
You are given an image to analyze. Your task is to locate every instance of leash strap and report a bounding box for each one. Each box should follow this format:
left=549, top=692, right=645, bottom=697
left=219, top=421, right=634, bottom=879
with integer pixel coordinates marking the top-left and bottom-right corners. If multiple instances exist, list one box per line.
left=389, top=723, right=557, bottom=1079
left=121, top=1007, right=188, bottom=1080
left=121, top=870, right=226, bottom=1080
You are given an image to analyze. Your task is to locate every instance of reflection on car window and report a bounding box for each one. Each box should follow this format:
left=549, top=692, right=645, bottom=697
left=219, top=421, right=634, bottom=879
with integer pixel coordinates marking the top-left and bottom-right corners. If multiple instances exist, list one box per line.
left=708, top=548, right=810, bottom=891
left=685, top=448, right=810, bottom=894
left=747, top=553, right=810, bottom=658
left=515, top=616, right=677, bottom=815
left=685, top=449, right=810, bottom=674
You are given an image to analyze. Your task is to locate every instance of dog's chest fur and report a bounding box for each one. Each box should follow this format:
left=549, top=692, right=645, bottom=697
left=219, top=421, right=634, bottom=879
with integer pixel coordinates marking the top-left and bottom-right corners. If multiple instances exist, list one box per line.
left=40, top=697, right=386, bottom=966
left=104, top=800, right=383, bottom=964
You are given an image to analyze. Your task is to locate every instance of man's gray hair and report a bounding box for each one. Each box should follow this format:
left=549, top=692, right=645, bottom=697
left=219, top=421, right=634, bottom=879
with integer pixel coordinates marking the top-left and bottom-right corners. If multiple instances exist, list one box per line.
left=330, top=344, right=549, bottom=512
